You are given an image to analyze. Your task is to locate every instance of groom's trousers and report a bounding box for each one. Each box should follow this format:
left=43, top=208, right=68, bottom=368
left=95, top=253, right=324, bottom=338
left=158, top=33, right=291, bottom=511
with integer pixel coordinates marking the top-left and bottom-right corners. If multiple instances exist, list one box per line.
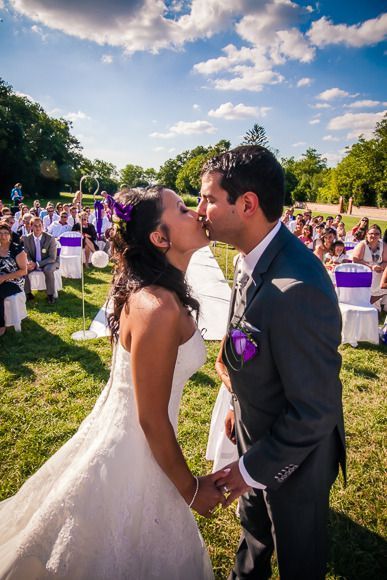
left=229, top=429, right=340, bottom=580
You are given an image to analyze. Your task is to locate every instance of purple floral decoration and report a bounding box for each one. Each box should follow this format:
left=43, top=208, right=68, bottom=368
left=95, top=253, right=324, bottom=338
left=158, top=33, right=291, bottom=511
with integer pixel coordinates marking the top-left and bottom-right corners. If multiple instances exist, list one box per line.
left=106, top=195, right=133, bottom=223
left=230, top=328, right=258, bottom=362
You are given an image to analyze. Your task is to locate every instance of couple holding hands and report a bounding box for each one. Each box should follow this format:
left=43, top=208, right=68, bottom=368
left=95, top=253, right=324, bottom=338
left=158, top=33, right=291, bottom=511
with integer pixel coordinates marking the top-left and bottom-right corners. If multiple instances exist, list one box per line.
left=0, top=146, right=345, bottom=580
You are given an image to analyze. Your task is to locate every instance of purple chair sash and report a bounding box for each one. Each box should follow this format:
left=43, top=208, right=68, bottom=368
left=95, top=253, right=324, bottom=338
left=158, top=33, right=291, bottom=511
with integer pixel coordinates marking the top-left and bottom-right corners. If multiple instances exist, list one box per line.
left=60, top=236, right=82, bottom=247
left=345, top=243, right=355, bottom=251
left=335, top=271, right=372, bottom=288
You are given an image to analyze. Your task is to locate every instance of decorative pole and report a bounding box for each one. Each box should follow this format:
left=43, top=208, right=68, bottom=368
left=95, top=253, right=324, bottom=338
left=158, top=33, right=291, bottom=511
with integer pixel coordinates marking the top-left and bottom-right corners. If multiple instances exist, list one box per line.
left=71, top=175, right=100, bottom=341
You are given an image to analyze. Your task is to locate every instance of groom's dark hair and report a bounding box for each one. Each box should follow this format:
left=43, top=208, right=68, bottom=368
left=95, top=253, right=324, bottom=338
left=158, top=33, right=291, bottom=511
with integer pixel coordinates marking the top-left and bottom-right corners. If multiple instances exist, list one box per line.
left=201, top=145, right=285, bottom=222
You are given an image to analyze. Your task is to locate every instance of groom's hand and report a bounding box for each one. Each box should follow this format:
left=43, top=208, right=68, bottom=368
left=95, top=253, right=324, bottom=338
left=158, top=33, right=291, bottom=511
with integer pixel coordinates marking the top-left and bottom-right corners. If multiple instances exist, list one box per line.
left=213, top=461, right=251, bottom=508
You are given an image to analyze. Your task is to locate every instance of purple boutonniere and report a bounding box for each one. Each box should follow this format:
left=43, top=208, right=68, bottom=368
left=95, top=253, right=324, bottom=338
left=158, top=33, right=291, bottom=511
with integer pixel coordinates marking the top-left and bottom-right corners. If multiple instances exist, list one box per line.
left=230, top=328, right=258, bottom=362
left=225, top=321, right=260, bottom=371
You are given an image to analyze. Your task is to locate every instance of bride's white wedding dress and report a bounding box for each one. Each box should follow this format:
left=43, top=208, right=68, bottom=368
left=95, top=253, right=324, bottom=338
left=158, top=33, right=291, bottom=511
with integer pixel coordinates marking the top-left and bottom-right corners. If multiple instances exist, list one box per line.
left=0, top=329, right=213, bottom=579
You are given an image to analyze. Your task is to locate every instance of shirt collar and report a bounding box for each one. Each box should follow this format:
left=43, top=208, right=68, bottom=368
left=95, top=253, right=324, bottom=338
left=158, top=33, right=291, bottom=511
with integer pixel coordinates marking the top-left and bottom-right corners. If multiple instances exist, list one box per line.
left=33, top=235, right=42, bottom=242
left=240, top=220, right=282, bottom=277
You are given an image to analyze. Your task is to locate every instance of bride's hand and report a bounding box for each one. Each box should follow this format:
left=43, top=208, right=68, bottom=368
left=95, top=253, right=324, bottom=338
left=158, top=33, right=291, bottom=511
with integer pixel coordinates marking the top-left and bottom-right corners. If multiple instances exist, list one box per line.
left=190, top=473, right=227, bottom=518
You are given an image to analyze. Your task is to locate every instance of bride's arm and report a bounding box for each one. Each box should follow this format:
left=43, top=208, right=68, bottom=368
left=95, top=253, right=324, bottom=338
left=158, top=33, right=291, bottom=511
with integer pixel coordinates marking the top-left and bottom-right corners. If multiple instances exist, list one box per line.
left=123, top=288, right=224, bottom=517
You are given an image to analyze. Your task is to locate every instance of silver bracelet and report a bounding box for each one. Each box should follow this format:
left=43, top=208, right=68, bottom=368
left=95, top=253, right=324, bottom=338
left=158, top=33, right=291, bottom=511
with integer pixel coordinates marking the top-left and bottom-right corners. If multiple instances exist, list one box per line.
left=188, top=476, right=200, bottom=508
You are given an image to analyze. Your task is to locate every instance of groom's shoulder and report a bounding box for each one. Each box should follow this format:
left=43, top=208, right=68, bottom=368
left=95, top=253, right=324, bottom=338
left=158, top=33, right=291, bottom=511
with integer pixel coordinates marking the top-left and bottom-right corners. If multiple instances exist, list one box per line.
left=271, top=236, right=332, bottom=293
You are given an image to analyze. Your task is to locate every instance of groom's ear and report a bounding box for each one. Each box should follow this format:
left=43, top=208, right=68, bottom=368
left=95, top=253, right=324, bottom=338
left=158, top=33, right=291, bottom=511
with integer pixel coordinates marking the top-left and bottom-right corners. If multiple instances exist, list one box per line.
left=240, top=191, right=259, bottom=217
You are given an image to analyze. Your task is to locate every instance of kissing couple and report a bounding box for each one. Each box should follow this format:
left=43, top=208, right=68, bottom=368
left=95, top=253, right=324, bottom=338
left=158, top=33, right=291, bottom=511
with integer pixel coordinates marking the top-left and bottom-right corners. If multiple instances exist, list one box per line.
left=0, top=146, right=345, bottom=580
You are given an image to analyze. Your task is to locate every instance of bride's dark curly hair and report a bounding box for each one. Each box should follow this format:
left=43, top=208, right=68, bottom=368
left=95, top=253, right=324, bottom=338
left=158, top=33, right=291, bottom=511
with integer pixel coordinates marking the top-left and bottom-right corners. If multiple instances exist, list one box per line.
left=107, top=186, right=200, bottom=341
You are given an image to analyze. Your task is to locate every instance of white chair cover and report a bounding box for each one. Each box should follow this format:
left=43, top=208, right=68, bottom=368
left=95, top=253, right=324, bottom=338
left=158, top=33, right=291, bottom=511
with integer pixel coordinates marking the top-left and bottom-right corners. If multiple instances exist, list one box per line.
left=59, top=232, right=82, bottom=279
left=28, top=269, right=63, bottom=298
left=206, top=383, right=238, bottom=472
left=334, top=264, right=379, bottom=347
left=4, top=292, right=27, bottom=331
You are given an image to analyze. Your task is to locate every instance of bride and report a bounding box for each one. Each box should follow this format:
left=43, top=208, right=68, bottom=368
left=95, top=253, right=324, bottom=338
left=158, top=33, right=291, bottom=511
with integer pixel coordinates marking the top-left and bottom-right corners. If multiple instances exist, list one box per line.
left=0, top=186, right=225, bottom=579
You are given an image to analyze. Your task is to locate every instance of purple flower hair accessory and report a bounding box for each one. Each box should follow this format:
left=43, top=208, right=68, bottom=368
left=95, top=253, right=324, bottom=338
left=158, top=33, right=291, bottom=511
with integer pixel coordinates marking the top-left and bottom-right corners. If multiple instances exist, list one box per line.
left=230, top=328, right=258, bottom=362
left=106, top=195, right=133, bottom=223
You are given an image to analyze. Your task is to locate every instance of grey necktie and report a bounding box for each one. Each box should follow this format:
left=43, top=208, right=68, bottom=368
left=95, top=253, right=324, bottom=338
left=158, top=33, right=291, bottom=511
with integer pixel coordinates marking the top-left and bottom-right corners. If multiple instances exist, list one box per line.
left=233, top=270, right=250, bottom=319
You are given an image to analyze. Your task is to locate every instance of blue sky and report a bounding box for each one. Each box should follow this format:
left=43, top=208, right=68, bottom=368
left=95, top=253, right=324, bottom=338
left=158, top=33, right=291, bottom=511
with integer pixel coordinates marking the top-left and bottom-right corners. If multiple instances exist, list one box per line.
left=0, top=0, right=386, bottom=171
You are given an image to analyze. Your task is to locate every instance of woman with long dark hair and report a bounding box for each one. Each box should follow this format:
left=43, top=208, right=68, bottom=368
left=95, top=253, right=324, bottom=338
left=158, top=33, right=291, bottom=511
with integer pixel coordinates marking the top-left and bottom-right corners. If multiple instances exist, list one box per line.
left=0, top=187, right=221, bottom=579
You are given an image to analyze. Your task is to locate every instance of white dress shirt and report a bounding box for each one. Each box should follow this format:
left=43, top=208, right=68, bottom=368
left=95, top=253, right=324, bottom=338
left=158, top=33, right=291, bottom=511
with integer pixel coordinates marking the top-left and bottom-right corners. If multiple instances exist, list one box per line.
left=48, top=221, right=72, bottom=238
left=235, top=220, right=282, bottom=490
left=43, top=213, right=59, bottom=231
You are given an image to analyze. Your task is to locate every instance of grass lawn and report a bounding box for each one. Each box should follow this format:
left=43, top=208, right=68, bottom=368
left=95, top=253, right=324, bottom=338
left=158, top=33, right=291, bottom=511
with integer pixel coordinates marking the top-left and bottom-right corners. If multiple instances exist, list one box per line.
left=0, top=247, right=386, bottom=578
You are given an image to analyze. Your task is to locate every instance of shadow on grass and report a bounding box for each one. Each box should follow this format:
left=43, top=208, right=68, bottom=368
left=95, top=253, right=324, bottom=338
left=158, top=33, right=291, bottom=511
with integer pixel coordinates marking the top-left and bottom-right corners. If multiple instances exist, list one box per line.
left=24, top=286, right=103, bottom=320
left=190, top=371, right=217, bottom=388
left=328, top=510, right=387, bottom=579
left=1, top=319, right=110, bottom=382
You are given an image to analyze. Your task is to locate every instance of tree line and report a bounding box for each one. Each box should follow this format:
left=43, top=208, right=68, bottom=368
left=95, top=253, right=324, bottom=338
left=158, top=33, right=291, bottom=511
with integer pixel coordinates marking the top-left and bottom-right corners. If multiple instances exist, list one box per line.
left=1, top=78, right=385, bottom=207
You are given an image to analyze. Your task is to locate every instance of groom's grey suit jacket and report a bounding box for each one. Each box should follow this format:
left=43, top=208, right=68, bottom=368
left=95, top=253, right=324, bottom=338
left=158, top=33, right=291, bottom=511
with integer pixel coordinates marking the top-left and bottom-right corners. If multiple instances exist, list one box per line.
left=224, top=224, right=346, bottom=490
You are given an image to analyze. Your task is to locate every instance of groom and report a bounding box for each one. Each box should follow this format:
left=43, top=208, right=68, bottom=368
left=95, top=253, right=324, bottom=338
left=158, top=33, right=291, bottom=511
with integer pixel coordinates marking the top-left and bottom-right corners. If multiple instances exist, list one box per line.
left=198, top=146, right=345, bottom=579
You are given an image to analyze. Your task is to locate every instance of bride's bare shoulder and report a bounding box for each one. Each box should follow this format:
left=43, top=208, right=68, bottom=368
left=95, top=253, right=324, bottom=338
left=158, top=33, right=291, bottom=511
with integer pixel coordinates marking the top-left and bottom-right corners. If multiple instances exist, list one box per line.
left=128, top=286, right=180, bottom=324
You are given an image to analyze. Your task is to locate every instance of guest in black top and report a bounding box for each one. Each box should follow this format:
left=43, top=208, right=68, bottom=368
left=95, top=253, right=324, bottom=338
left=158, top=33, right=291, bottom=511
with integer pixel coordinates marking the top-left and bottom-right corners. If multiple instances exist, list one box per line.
left=0, top=222, right=27, bottom=336
left=72, top=211, right=98, bottom=266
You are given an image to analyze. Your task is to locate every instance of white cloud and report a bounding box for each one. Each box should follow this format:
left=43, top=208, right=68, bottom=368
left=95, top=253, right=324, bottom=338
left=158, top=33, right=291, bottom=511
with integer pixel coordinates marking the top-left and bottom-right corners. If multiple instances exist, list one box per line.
left=323, top=151, right=345, bottom=166
left=65, top=111, right=91, bottom=122
left=31, top=24, right=48, bottom=41
left=309, top=118, right=320, bottom=125
left=208, top=102, right=271, bottom=120
left=308, top=13, right=387, bottom=48
left=101, top=54, right=113, bottom=64
left=322, top=135, right=340, bottom=142
left=150, top=120, right=216, bottom=139
left=297, top=77, right=312, bottom=87
left=193, top=104, right=200, bottom=110
left=153, top=146, right=166, bottom=152
left=292, top=141, right=306, bottom=147
left=346, top=99, right=387, bottom=109
left=316, top=88, right=350, bottom=101
left=310, top=103, right=331, bottom=109
left=327, top=110, right=386, bottom=139
left=15, top=91, right=36, bottom=102
left=213, top=67, right=284, bottom=92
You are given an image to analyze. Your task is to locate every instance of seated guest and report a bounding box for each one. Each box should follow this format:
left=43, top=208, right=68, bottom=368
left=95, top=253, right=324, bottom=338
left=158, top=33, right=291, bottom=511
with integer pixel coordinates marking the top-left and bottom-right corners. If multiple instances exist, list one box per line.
left=288, top=213, right=304, bottom=233
left=16, top=213, right=33, bottom=238
left=67, top=205, right=80, bottom=227
left=303, top=210, right=312, bottom=224
left=48, top=212, right=72, bottom=238
left=351, top=217, right=369, bottom=237
left=72, top=211, right=98, bottom=266
left=333, top=214, right=342, bottom=228
left=0, top=221, right=27, bottom=336
left=325, top=241, right=351, bottom=269
left=314, top=228, right=336, bottom=262
left=23, top=217, right=59, bottom=304
left=381, top=266, right=387, bottom=290
left=353, top=224, right=387, bottom=273
left=55, top=202, right=63, bottom=215
left=299, top=224, right=314, bottom=249
left=32, top=200, right=42, bottom=216
left=293, top=217, right=305, bottom=238
left=325, top=216, right=336, bottom=231
left=353, top=227, right=367, bottom=243
left=42, top=205, right=59, bottom=231
left=2, top=215, right=21, bottom=244
left=336, top=222, right=346, bottom=242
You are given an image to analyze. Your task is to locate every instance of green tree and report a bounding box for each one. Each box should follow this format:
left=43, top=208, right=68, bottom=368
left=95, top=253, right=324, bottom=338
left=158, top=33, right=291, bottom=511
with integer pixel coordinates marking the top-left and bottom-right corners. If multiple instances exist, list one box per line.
left=0, top=77, right=82, bottom=197
left=242, top=124, right=269, bottom=147
left=281, top=148, right=327, bottom=203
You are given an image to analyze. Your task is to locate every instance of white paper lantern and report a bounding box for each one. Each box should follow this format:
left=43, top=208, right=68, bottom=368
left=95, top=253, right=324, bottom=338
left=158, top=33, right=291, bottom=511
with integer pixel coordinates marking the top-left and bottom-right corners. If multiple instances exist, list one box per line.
left=91, top=250, right=110, bottom=268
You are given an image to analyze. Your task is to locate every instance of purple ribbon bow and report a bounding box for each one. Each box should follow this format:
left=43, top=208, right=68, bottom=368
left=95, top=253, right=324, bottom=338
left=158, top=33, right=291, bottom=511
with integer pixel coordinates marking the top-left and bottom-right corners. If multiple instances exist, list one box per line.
left=94, top=199, right=104, bottom=240
left=230, top=328, right=258, bottom=362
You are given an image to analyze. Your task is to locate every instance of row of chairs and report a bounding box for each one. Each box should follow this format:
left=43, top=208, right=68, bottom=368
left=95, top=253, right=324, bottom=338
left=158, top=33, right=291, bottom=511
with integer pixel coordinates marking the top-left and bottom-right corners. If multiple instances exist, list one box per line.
left=4, top=232, right=88, bottom=331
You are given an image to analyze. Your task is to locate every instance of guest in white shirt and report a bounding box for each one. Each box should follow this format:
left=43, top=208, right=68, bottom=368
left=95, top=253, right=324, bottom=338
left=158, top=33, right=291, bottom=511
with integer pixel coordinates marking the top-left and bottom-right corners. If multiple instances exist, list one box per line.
left=48, top=212, right=72, bottom=238
left=67, top=206, right=80, bottom=228
left=43, top=206, right=59, bottom=231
